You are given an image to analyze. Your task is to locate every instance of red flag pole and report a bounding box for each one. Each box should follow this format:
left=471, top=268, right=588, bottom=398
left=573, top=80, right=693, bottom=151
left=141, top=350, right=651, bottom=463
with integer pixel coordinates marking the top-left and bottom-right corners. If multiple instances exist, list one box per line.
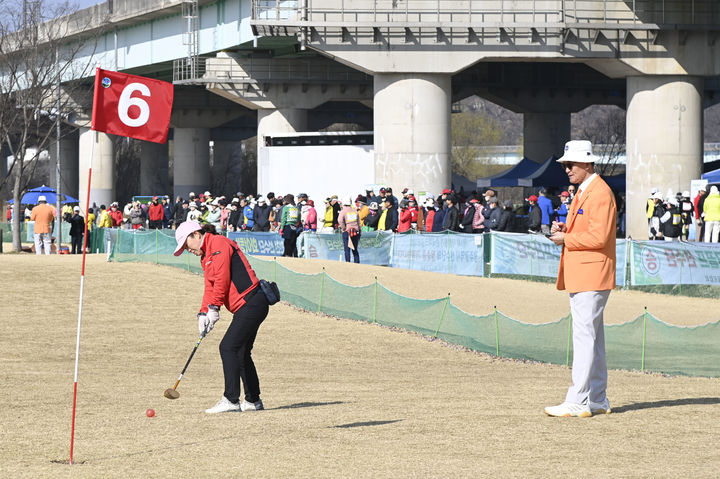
left=69, top=129, right=94, bottom=465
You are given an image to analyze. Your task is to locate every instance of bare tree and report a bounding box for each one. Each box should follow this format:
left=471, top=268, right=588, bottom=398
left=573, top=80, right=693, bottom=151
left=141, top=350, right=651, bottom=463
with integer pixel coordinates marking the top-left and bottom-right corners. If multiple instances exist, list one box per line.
left=0, top=0, right=99, bottom=251
left=573, top=105, right=626, bottom=177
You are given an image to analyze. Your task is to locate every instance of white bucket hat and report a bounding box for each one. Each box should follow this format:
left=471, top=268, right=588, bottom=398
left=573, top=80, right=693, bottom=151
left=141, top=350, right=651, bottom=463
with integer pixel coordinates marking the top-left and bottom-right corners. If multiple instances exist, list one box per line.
left=557, top=140, right=599, bottom=164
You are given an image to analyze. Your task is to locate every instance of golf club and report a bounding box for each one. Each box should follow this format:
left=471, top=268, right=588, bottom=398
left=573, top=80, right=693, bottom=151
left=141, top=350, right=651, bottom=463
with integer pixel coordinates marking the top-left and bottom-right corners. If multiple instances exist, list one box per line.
left=164, top=331, right=206, bottom=400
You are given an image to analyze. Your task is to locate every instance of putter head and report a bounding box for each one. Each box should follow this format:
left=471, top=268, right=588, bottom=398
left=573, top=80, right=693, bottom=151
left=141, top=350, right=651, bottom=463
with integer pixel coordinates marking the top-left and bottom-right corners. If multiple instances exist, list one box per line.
left=164, top=388, right=180, bottom=400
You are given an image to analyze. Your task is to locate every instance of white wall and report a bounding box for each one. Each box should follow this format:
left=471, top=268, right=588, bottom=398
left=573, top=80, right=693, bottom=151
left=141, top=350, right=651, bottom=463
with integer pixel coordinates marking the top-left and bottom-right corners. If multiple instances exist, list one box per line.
left=258, top=144, right=374, bottom=213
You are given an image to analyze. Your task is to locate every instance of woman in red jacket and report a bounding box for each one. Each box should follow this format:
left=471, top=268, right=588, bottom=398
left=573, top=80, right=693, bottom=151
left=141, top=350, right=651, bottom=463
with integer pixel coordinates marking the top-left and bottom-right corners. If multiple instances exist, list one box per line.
left=174, top=221, right=269, bottom=414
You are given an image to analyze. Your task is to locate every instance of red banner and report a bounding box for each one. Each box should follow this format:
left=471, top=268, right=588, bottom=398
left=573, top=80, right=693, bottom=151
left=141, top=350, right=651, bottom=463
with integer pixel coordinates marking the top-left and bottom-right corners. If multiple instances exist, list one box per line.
left=91, top=68, right=174, bottom=144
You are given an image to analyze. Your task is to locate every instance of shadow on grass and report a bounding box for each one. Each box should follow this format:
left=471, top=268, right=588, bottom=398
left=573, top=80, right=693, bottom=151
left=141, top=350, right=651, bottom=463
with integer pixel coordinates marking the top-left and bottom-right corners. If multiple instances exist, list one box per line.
left=613, top=397, right=720, bottom=413
left=332, top=420, right=402, bottom=429
left=271, top=400, right=345, bottom=410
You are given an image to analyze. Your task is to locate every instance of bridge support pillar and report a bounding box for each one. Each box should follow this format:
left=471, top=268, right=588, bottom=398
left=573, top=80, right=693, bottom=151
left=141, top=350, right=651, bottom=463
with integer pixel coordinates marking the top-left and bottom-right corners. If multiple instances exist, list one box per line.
left=212, top=140, right=245, bottom=195
left=373, top=73, right=451, bottom=197
left=626, top=76, right=703, bottom=240
left=49, top=131, right=79, bottom=201
left=139, top=141, right=169, bottom=196
left=173, top=127, right=210, bottom=200
left=257, top=108, right=308, bottom=145
left=78, top=127, right=114, bottom=209
left=523, top=112, right=571, bottom=163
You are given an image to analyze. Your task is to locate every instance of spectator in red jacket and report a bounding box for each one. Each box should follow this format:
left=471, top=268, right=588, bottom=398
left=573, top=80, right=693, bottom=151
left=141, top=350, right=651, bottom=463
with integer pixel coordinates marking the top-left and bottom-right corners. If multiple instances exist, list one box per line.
left=424, top=198, right=436, bottom=232
left=109, top=202, right=123, bottom=227
left=148, top=196, right=165, bottom=229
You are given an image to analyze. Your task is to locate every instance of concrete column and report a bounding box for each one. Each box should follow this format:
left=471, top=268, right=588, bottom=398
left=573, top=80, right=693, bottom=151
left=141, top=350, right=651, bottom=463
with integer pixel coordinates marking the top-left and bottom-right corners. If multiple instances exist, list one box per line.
left=139, top=141, right=170, bottom=196
left=626, top=76, right=703, bottom=240
left=257, top=108, right=308, bottom=146
left=523, top=112, right=571, bottom=162
left=212, top=140, right=245, bottom=195
left=373, top=73, right=451, bottom=197
left=173, top=127, right=210, bottom=200
left=78, top=127, right=114, bottom=209
left=49, top=131, right=79, bottom=200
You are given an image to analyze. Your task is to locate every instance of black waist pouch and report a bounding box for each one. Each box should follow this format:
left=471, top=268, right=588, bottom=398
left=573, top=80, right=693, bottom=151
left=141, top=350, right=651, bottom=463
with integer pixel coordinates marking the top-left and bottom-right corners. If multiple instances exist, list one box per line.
left=259, top=279, right=281, bottom=305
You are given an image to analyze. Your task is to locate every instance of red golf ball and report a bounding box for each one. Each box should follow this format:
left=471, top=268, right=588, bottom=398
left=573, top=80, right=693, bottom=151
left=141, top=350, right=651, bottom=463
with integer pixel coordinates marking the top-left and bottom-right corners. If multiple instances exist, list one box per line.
left=146, top=408, right=155, bottom=417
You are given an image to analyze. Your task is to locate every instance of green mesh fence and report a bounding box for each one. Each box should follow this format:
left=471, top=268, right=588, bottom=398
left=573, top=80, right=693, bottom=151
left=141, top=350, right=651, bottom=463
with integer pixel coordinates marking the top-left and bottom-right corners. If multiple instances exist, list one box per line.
left=108, top=230, right=720, bottom=378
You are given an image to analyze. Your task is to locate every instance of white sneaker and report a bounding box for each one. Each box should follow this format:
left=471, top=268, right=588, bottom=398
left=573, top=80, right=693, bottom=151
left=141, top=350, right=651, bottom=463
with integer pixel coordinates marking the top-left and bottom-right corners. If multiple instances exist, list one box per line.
left=240, top=399, right=264, bottom=411
left=589, top=398, right=611, bottom=415
left=544, top=402, right=592, bottom=418
left=205, top=396, right=241, bottom=414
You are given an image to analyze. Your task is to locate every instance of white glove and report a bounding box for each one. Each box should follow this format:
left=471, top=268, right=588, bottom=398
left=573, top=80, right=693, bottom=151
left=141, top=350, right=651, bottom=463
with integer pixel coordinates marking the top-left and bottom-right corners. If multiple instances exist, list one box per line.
left=197, top=313, right=209, bottom=335
left=206, top=307, right=220, bottom=333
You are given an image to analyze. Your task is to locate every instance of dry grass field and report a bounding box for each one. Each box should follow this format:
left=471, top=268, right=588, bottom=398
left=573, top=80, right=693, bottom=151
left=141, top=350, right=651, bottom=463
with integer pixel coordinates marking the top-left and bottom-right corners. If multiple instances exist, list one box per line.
left=1, top=254, right=719, bottom=478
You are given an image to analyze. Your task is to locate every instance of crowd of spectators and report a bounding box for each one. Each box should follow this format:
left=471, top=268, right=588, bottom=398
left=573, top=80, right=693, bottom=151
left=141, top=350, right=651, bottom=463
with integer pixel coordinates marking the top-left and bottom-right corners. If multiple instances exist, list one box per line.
left=647, top=185, right=720, bottom=242
left=12, top=179, right=718, bottom=256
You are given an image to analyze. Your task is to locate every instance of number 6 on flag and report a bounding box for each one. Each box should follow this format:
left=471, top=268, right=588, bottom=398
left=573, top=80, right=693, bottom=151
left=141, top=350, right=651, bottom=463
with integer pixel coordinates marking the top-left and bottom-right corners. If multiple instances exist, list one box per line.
left=91, top=68, right=174, bottom=144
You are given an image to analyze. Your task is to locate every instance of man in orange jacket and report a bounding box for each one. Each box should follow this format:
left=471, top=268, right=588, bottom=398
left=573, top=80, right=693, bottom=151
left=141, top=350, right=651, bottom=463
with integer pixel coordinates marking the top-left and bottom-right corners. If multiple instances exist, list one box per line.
left=546, top=140, right=616, bottom=418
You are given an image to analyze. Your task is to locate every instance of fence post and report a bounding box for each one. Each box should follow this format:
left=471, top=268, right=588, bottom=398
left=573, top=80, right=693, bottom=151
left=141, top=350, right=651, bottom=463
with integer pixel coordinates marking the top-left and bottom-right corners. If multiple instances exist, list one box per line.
left=641, top=306, right=648, bottom=372
left=494, top=305, right=500, bottom=356
left=185, top=248, right=191, bottom=272
left=373, top=276, right=378, bottom=323
left=317, top=267, right=325, bottom=313
left=434, top=293, right=450, bottom=337
left=0, top=228, right=3, bottom=253
left=155, top=229, right=159, bottom=264
left=273, top=256, right=277, bottom=282
left=566, top=311, right=572, bottom=366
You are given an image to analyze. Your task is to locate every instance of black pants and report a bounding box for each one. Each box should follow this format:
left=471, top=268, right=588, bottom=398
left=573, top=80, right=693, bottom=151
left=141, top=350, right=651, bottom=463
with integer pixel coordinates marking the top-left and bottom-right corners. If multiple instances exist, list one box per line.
left=71, top=235, right=83, bottom=254
left=220, top=288, right=269, bottom=404
left=282, top=225, right=298, bottom=257
left=149, top=220, right=162, bottom=230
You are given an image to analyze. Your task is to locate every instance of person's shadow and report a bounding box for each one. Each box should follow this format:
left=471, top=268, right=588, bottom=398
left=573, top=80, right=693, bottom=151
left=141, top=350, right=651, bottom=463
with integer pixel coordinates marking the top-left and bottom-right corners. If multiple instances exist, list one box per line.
left=612, top=397, right=720, bottom=413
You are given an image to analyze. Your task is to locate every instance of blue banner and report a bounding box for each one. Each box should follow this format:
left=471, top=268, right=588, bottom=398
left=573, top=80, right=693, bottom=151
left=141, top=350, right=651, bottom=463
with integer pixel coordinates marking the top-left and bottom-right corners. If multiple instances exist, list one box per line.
left=630, top=240, right=720, bottom=286
left=228, top=231, right=285, bottom=256
left=490, top=232, right=627, bottom=286
left=390, top=232, right=484, bottom=276
left=300, top=231, right=393, bottom=265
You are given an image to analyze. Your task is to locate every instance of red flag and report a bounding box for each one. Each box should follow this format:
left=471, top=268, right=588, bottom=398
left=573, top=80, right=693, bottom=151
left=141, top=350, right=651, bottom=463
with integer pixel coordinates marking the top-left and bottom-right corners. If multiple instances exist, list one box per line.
left=91, top=68, right=174, bottom=144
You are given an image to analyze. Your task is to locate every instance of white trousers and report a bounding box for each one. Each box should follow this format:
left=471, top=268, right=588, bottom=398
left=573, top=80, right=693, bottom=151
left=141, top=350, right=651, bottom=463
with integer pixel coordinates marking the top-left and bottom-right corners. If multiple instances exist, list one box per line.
left=565, top=290, right=611, bottom=405
left=704, top=221, right=720, bottom=243
left=34, top=233, right=52, bottom=255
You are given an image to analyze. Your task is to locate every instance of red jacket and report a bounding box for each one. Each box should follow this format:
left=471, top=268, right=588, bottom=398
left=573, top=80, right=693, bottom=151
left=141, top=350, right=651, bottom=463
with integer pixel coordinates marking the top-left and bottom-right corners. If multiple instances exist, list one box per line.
left=109, top=208, right=123, bottom=226
left=398, top=209, right=412, bottom=232
left=148, top=202, right=165, bottom=221
left=425, top=210, right=435, bottom=232
left=200, top=233, right=259, bottom=314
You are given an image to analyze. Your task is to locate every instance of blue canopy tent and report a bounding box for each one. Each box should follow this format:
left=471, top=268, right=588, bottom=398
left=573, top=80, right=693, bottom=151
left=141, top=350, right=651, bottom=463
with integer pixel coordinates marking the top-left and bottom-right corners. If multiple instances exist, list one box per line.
left=517, top=157, right=568, bottom=187
left=8, top=185, right=79, bottom=205
left=475, top=157, right=543, bottom=188
left=451, top=172, right=478, bottom=193
left=702, top=168, right=720, bottom=183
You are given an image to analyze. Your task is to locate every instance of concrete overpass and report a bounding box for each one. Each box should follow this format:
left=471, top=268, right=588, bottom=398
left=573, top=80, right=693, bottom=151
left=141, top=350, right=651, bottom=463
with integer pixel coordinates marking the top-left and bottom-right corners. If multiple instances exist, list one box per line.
left=6, top=0, right=720, bottom=240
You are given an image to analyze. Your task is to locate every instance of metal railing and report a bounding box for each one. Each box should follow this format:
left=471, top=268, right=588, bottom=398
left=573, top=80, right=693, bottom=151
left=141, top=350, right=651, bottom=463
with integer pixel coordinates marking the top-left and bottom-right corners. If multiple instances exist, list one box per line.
left=172, top=56, right=208, bottom=84
left=251, top=0, right=719, bottom=28
left=173, top=55, right=371, bottom=84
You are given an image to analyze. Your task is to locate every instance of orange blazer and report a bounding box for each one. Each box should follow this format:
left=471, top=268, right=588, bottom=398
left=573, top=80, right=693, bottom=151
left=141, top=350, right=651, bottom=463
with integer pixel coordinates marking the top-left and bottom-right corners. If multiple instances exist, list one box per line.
left=556, top=175, right=616, bottom=293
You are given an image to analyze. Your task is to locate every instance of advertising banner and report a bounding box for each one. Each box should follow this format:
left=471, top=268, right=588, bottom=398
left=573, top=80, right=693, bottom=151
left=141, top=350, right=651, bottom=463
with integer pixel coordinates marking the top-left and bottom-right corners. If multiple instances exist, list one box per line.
left=491, top=232, right=627, bottom=286
left=300, top=231, right=393, bottom=265
left=390, top=232, right=484, bottom=276
left=630, top=240, right=720, bottom=286
left=228, top=231, right=285, bottom=257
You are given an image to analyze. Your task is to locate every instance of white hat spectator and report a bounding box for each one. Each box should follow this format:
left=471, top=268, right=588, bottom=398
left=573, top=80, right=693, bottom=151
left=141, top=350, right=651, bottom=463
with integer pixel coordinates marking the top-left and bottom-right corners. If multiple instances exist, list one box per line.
left=424, top=198, right=434, bottom=208
left=38, top=195, right=47, bottom=202
left=650, top=187, right=658, bottom=195
left=73, top=206, right=80, bottom=212
left=557, top=140, right=599, bottom=163
left=368, top=202, right=379, bottom=211
left=345, top=196, right=354, bottom=206
left=682, top=190, right=690, bottom=197
left=211, top=198, right=220, bottom=206
left=257, top=196, right=266, bottom=205
left=189, top=202, right=197, bottom=208
left=710, top=186, right=719, bottom=195
left=204, top=191, right=211, bottom=197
